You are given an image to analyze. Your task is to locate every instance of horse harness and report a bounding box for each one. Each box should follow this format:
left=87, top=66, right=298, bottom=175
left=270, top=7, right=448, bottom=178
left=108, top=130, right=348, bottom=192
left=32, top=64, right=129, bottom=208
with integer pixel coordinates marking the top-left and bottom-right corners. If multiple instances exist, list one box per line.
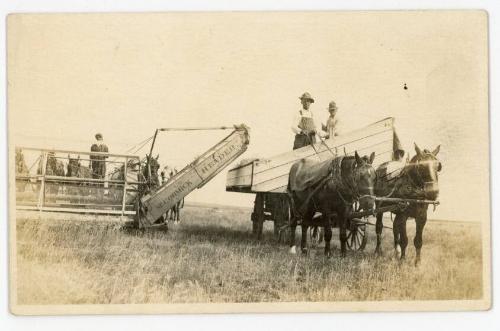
left=293, top=156, right=372, bottom=217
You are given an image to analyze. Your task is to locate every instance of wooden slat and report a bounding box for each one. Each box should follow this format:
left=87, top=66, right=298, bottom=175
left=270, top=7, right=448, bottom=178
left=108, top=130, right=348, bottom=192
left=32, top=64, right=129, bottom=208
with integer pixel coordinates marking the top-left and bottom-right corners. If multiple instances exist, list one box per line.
left=225, top=163, right=253, bottom=187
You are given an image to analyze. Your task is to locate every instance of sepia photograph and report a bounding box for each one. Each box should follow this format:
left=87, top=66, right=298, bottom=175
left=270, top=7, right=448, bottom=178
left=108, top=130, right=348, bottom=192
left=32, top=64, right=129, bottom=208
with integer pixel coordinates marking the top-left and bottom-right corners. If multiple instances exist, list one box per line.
left=7, top=11, right=490, bottom=315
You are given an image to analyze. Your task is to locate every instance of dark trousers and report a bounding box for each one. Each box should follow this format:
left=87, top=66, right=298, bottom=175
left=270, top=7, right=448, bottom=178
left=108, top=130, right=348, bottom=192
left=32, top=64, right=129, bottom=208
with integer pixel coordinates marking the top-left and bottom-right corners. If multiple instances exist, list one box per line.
left=293, top=133, right=316, bottom=150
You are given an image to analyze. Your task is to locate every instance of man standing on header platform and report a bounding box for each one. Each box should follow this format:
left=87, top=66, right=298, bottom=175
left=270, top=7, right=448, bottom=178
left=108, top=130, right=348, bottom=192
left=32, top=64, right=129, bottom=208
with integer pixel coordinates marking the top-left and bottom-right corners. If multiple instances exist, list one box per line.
left=90, top=133, right=109, bottom=181
left=291, top=92, right=319, bottom=150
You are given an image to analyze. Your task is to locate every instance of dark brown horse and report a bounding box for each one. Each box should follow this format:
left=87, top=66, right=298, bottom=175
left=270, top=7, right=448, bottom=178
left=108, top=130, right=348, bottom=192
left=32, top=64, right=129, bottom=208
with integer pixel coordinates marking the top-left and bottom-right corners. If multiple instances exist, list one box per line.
left=66, top=155, right=92, bottom=197
left=143, top=154, right=161, bottom=191
left=288, top=151, right=376, bottom=257
left=37, top=152, right=65, bottom=195
left=67, top=155, right=92, bottom=178
left=109, top=159, right=142, bottom=204
left=374, top=143, right=441, bottom=265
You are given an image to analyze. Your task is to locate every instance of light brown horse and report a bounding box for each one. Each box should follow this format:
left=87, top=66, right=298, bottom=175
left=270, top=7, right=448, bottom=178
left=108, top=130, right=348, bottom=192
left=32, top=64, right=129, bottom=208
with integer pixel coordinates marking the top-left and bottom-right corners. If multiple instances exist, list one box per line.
left=374, top=143, right=441, bottom=265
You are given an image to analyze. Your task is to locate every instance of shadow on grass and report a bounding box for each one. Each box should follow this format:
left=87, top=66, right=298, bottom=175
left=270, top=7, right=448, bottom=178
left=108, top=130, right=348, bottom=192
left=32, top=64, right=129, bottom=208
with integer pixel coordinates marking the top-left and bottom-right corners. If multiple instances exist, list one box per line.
left=177, top=223, right=278, bottom=247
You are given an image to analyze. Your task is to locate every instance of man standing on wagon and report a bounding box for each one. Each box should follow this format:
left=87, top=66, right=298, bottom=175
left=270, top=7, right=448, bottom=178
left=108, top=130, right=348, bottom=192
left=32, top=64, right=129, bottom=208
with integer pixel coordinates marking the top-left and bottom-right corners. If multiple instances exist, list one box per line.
left=291, top=92, right=320, bottom=150
left=322, top=100, right=340, bottom=140
left=90, top=133, right=109, bottom=180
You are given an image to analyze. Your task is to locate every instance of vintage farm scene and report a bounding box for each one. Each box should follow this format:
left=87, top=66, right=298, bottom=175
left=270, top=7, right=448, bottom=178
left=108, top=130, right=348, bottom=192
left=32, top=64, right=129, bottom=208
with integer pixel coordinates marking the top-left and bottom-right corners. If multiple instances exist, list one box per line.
left=9, top=12, right=488, bottom=309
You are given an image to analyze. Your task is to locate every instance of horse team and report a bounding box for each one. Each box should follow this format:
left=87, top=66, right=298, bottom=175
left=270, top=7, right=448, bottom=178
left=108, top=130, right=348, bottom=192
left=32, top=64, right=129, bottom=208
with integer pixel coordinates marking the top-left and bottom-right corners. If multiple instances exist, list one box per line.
left=287, top=143, right=442, bottom=265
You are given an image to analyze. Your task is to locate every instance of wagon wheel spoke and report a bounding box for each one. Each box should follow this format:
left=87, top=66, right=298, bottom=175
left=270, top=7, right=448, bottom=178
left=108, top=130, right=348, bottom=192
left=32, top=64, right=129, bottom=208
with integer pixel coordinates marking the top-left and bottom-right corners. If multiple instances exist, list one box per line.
left=355, top=231, right=361, bottom=248
left=346, top=230, right=353, bottom=248
left=357, top=226, right=365, bottom=237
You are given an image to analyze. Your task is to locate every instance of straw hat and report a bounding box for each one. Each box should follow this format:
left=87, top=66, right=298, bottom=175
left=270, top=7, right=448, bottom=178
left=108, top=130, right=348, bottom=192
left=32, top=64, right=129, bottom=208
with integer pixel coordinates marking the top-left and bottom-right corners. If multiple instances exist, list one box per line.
left=327, top=101, right=338, bottom=111
left=299, top=92, right=315, bottom=103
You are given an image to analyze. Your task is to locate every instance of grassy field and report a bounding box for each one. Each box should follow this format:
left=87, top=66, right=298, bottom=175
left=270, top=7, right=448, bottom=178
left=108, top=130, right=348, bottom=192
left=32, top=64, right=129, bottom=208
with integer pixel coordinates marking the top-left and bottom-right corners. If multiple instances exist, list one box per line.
left=15, top=205, right=483, bottom=305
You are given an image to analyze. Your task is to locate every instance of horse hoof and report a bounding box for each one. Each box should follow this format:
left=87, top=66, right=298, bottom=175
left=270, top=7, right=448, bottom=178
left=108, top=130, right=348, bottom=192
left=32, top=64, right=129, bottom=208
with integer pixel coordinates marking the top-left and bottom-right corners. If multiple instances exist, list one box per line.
left=301, top=248, right=308, bottom=255
left=325, top=251, right=332, bottom=259
left=289, top=246, right=297, bottom=254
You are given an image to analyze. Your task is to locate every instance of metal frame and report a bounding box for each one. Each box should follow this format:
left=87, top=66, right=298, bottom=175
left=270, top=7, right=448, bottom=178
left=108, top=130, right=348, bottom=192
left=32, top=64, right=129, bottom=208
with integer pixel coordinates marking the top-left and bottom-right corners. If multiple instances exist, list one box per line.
left=15, top=147, right=143, bottom=216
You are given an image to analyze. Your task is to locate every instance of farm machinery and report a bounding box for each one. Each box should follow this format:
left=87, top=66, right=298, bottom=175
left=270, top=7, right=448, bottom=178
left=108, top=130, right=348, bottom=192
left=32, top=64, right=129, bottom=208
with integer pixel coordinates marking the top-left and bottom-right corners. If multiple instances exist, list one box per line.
left=14, top=124, right=250, bottom=228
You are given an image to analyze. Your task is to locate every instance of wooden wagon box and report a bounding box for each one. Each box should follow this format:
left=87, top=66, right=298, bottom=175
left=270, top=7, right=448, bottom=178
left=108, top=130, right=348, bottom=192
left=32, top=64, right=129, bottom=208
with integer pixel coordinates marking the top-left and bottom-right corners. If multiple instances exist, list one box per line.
left=226, top=117, right=396, bottom=194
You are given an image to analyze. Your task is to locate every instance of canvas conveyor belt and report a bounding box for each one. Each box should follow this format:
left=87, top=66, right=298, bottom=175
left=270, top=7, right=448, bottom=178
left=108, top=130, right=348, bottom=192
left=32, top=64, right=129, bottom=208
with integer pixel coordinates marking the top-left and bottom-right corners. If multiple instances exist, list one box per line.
left=138, top=125, right=250, bottom=227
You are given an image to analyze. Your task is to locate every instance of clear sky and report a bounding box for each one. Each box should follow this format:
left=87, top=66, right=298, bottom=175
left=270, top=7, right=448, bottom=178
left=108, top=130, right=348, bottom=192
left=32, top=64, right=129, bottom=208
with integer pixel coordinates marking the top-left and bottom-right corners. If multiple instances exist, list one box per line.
left=8, top=12, right=489, bottom=222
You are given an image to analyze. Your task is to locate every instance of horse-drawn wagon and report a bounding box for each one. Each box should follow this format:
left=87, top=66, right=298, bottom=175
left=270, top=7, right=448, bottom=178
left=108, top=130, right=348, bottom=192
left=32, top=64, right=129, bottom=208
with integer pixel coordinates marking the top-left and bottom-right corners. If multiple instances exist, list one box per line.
left=226, top=117, right=441, bottom=258
left=226, top=118, right=396, bottom=245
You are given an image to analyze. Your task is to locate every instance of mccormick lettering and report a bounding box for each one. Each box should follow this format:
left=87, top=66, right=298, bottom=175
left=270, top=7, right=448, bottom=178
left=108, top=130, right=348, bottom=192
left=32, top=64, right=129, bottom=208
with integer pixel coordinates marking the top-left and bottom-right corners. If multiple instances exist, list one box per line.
left=199, top=142, right=238, bottom=175
left=155, top=180, right=193, bottom=210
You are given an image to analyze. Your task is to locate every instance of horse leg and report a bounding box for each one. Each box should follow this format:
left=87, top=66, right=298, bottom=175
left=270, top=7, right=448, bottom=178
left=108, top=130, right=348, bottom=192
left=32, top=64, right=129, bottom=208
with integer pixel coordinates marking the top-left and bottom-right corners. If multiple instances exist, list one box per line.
left=301, top=223, right=309, bottom=255
left=396, top=214, right=409, bottom=260
left=339, top=210, right=348, bottom=257
left=375, top=212, right=384, bottom=255
left=172, top=207, right=177, bottom=224
left=414, top=208, right=427, bottom=266
left=176, top=203, right=181, bottom=223
left=393, top=213, right=401, bottom=256
left=324, top=214, right=333, bottom=258
left=301, top=207, right=315, bottom=255
left=289, top=210, right=298, bottom=254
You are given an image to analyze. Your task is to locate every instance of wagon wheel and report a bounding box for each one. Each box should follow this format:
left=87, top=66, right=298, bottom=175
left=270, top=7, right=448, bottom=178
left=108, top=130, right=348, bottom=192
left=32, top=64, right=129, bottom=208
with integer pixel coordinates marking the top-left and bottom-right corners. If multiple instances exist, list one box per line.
left=273, top=194, right=290, bottom=243
left=346, top=221, right=367, bottom=251
left=252, top=193, right=265, bottom=239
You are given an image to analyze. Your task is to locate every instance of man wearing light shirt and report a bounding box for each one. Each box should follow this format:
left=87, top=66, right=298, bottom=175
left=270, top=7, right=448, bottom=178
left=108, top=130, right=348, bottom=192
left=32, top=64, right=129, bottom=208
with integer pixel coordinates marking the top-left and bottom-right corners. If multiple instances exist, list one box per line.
left=292, top=92, right=321, bottom=150
left=322, top=100, right=340, bottom=139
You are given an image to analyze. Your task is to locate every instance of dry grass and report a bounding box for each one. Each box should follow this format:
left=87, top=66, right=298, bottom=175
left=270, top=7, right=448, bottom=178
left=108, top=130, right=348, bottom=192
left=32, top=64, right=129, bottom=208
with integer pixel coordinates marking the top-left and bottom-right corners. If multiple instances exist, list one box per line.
left=15, top=206, right=483, bottom=305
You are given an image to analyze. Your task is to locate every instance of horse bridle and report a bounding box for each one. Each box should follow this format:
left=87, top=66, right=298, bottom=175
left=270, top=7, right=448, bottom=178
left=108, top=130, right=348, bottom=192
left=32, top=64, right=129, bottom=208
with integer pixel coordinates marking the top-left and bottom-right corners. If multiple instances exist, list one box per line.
left=407, top=153, right=441, bottom=189
left=67, top=160, right=80, bottom=175
left=330, top=161, right=374, bottom=206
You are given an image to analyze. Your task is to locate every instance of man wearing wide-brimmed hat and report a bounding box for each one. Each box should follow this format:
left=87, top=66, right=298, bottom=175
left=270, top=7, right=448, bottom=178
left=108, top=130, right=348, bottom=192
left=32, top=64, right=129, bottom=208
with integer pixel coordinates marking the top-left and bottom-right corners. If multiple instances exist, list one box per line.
left=291, top=92, right=319, bottom=150
left=322, top=100, right=340, bottom=139
left=90, top=132, right=109, bottom=180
